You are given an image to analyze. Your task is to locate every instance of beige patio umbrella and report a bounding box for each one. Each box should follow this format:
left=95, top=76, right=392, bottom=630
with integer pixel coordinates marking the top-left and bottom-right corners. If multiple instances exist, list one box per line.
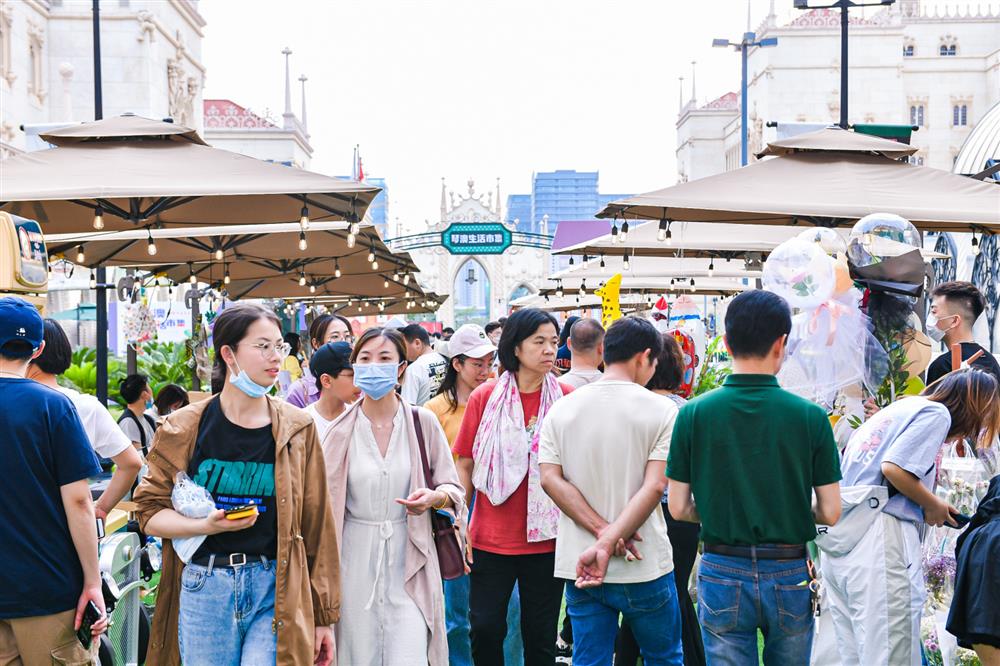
left=554, top=220, right=952, bottom=260
left=537, top=275, right=752, bottom=298
left=220, top=271, right=431, bottom=302
left=293, top=292, right=448, bottom=316
left=47, top=222, right=418, bottom=289
left=597, top=127, right=1000, bottom=233
left=551, top=254, right=763, bottom=281
left=0, top=115, right=380, bottom=233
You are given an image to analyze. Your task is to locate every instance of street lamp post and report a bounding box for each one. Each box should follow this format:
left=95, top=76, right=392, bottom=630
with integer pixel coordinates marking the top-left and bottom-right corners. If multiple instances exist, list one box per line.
left=712, top=33, right=777, bottom=166
left=793, top=0, right=895, bottom=129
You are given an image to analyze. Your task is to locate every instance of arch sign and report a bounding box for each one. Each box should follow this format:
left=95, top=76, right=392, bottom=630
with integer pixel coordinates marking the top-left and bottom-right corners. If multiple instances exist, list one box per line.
left=442, top=222, right=512, bottom=255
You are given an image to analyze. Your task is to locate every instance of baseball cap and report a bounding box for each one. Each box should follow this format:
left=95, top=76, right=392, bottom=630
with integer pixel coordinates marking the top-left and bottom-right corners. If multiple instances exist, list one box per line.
left=0, top=296, right=44, bottom=356
left=445, top=324, right=497, bottom=359
left=310, top=341, right=353, bottom=379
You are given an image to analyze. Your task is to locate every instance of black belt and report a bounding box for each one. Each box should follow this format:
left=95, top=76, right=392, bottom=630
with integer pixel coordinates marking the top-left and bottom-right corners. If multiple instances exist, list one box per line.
left=704, top=543, right=807, bottom=560
left=190, top=553, right=269, bottom=568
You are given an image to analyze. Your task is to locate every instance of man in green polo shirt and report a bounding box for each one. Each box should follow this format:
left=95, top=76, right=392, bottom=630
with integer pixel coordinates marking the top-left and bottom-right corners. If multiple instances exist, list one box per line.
left=666, top=289, right=842, bottom=665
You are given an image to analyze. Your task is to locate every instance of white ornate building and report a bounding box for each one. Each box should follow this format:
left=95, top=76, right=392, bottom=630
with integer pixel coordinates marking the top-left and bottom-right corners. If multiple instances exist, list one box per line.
left=676, top=0, right=1000, bottom=182
left=404, top=179, right=550, bottom=326
left=0, top=0, right=206, bottom=157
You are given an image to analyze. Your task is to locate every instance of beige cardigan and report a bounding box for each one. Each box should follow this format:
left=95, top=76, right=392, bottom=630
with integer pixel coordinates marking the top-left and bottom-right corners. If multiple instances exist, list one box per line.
left=322, top=398, right=467, bottom=666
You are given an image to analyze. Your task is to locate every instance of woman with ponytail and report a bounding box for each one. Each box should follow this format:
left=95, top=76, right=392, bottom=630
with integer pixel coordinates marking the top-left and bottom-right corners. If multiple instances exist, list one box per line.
left=135, top=304, right=340, bottom=666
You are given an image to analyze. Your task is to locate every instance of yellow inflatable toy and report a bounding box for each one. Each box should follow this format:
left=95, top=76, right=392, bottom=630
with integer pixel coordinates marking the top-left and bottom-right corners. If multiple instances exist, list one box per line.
left=595, top=274, right=623, bottom=328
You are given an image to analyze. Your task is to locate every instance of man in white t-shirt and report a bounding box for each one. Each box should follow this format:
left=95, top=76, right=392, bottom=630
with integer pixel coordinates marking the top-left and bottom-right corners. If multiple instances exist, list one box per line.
left=27, top=319, right=143, bottom=520
left=400, top=324, right=448, bottom=405
left=539, top=316, right=683, bottom=665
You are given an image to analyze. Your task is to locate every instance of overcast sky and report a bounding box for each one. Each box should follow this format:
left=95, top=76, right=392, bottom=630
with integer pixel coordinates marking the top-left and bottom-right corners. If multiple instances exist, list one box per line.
left=199, top=0, right=979, bottom=234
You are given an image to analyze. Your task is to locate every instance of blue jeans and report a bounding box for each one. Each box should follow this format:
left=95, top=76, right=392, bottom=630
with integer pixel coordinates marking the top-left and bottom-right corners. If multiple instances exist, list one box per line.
left=444, top=574, right=524, bottom=666
left=698, top=553, right=813, bottom=666
left=564, top=572, right=683, bottom=666
left=178, top=557, right=277, bottom=666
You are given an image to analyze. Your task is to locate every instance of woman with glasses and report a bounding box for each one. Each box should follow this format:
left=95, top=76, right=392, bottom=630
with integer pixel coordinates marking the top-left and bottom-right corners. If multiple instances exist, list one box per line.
left=287, top=314, right=355, bottom=409
left=322, top=327, right=466, bottom=665
left=135, top=304, right=341, bottom=666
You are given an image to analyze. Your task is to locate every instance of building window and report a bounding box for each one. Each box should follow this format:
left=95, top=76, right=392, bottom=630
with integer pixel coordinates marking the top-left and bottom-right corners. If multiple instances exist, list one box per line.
left=940, top=43, right=957, bottom=56
left=953, top=104, right=968, bottom=126
left=903, top=45, right=914, bottom=57
left=26, top=20, right=45, bottom=103
left=0, top=5, right=12, bottom=87
left=908, top=155, right=925, bottom=166
left=910, top=104, right=925, bottom=126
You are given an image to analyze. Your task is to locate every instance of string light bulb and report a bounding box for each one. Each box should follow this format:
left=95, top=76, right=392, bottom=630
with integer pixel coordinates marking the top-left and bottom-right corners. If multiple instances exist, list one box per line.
left=299, top=204, right=310, bottom=231
left=972, top=234, right=981, bottom=256
left=367, top=246, right=375, bottom=263
left=708, top=260, right=715, bottom=277
left=309, top=284, right=316, bottom=294
left=610, top=223, right=619, bottom=243
left=298, top=232, right=308, bottom=251
left=620, top=221, right=629, bottom=243
left=215, top=247, right=223, bottom=261
left=347, top=232, right=356, bottom=248
left=298, top=270, right=306, bottom=286
left=623, top=252, right=631, bottom=271
left=146, top=229, right=157, bottom=256
left=579, top=280, right=586, bottom=297
left=600, top=254, right=606, bottom=271
left=657, top=219, right=669, bottom=242
left=384, top=279, right=390, bottom=289
left=334, top=260, right=342, bottom=279
left=371, top=259, right=379, bottom=270
left=76, top=245, right=86, bottom=263
left=93, top=206, right=104, bottom=230
left=556, top=281, right=564, bottom=299
left=349, top=220, right=360, bottom=236
left=89, top=271, right=97, bottom=289
left=403, top=273, right=411, bottom=285
left=223, top=264, right=231, bottom=285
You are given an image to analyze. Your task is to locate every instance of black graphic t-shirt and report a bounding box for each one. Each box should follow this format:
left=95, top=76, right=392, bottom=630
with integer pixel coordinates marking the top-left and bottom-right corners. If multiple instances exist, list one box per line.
left=188, top=397, right=277, bottom=559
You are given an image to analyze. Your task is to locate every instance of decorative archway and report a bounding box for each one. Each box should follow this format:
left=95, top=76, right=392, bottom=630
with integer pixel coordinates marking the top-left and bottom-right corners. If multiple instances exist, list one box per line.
left=509, top=282, right=535, bottom=302
left=451, top=257, right=491, bottom=326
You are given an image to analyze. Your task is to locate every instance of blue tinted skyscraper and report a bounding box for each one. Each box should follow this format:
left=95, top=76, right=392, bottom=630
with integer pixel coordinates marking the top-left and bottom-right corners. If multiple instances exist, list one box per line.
left=364, top=177, right=389, bottom=239
left=505, top=170, right=629, bottom=236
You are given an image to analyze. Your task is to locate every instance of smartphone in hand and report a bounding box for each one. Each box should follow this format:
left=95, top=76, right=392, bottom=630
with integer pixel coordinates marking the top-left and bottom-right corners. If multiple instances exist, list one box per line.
left=77, top=600, right=102, bottom=649
left=946, top=511, right=972, bottom=529
left=223, top=503, right=258, bottom=520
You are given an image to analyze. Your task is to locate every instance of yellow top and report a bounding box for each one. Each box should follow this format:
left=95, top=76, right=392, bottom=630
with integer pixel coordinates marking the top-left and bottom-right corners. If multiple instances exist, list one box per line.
left=424, top=393, right=466, bottom=452
left=282, top=355, right=303, bottom=382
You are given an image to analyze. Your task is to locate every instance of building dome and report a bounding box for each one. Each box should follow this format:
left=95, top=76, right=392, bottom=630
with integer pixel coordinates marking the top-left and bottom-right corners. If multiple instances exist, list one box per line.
left=953, top=101, right=1000, bottom=176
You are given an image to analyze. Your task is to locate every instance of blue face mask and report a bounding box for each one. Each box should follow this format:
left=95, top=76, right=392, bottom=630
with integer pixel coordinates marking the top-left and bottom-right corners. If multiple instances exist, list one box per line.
left=145, top=399, right=154, bottom=410
left=353, top=362, right=401, bottom=400
left=228, top=359, right=275, bottom=399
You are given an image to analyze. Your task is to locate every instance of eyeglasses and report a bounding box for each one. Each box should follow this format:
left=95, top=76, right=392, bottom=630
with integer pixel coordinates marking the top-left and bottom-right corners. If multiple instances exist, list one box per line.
left=327, top=332, right=354, bottom=344
left=246, top=341, right=292, bottom=360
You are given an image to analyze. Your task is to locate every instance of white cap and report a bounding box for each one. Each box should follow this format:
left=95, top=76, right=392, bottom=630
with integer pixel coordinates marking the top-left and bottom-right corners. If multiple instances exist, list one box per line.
left=445, top=324, right=497, bottom=359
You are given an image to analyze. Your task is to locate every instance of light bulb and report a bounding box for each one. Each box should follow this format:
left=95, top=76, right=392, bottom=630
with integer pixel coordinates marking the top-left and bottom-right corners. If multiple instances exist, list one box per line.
left=334, top=262, right=342, bottom=279
left=600, top=255, right=606, bottom=272
left=620, top=221, right=629, bottom=243
left=624, top=255, right=631, bottom=271
left=367, top=249, right=375, bottom=263
left=357, top=304, right=363, bottom=313
left=147, top=232, right=157, bottom=256
left=215, top=248, right=223, bottom=261
left=93, top=207, right=104, bottom=230
left=347, top=233, right=356, bottom=248
left=349, top=221, right=360, bottom=235
left=384, top=279, right=389, bottom=288
left=223, top=266, right=231, bottom=285
left=189, top=273, right=197, bottom=285
left=403, top=273, right=411, bottom=285
left=299, top=232, right=308, bottom=251
left=569, top=256, right=575, bottom=266
left=405, top=290, right=411, bottom=298
left=579, top=283, right=586, bottom=297
left=89, top=271, right=97, bottom=289
left=372, top=260, right=379, bottom=270
left=708, top=261, right=715, bottom=277
left=299, top=204, right=310, bottom=230
left=76, top=246, right=86, bottom=263
left=298, top=273, right=306, bottom=286
left=657, top=219, right=668, bottom=242
left=972, top=236, right=980, bottom=256
left=611, top=224, right=619, bottom=243
left=309, top=284, right=316, bottom=294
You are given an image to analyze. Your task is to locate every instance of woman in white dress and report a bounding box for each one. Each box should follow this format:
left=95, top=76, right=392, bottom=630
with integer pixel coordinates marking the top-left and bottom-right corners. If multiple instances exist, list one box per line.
left=323, top=326, right=467, bottom=666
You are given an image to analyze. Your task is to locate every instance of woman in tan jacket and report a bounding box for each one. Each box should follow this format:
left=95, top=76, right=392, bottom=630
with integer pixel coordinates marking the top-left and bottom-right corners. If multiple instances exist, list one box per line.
left=323, top=326, right=467, bottom=665
left=135, top=304, right=340, bottom=666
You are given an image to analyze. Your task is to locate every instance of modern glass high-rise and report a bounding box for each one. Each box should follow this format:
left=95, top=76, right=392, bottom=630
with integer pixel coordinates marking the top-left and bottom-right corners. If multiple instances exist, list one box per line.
left=364, top=177, right=389, bottom=239
left=506, top=170, right=629, bottom=236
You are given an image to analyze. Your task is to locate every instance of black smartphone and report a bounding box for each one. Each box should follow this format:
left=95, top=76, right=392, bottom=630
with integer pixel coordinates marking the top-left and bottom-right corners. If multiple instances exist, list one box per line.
left=946, top=512, right=972, bottom=529
left=96, top=517, right=105, bottom=540
left=76, top=600, right=102, bottom=649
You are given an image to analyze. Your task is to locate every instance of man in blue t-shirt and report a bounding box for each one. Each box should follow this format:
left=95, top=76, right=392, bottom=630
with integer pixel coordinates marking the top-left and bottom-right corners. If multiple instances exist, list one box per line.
left=0, top=297, right=108, bottom=662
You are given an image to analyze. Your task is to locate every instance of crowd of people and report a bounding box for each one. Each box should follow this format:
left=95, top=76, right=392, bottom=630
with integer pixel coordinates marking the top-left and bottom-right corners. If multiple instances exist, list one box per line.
left=1, top=280, right=999, bottom=666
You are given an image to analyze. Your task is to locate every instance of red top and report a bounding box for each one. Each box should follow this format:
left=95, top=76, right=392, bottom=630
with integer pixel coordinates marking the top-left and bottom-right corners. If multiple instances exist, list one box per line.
left=454, top=379, right=573, bottom=555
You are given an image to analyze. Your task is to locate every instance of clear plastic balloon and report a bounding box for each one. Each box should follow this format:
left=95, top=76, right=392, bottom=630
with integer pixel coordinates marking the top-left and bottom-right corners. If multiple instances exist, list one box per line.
left=847, top=213, right=920, bottom=269
left=762, top=237, right=836, bottom=310
left=798, top=227, right=847, bottom=256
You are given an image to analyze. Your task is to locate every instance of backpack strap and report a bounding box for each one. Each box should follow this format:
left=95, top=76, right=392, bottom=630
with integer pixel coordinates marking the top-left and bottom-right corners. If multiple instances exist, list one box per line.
left=118, top=409, right=150, bottom=455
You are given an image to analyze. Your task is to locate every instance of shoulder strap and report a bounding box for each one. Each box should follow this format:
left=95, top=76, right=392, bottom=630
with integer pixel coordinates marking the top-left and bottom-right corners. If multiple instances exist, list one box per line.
left=118, top=409, right=149, bottom=454
left=144, top=413, right=158, bottom=432
left=411, top=406, right=433, bottom=488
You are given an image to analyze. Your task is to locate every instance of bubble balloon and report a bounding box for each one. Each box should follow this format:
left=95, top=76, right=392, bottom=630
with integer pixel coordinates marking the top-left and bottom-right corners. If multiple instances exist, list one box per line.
left=762, top=237, right=836, bottom=309
left=798, top=227, right=847, bottom=256
left=847, top=213, right=920, bottom=268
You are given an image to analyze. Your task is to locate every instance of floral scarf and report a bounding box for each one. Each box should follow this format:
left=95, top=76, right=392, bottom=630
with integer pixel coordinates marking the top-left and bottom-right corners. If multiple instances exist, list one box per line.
left=471, top=370, right=562, bottom=542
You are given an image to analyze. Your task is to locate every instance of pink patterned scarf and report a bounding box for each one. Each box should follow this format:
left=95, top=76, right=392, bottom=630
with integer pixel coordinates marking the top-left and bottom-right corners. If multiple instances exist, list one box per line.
left=471, top=370, right=562, bottom=542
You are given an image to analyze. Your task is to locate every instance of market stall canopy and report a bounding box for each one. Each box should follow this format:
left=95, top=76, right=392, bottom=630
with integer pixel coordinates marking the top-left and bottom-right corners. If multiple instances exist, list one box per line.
left=219, top=271, right=431, bottom=302
left=551, top=254, right=764, bottom=281
left=46, top=223, right=418, bottom=284
left=597, top=127, right=1000, bottom=233
left=0, top=115, right=380, bottom=234
left=510, top=292, right=649, bottom=314
left=538, top=275, right=753, bottom=298
left=294, top=292, right=448, bottom=316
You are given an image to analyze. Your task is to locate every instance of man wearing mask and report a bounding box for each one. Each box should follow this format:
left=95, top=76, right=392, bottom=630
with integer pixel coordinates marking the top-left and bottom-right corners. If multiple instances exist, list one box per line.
left=925, top=281, right=1000, bottom=385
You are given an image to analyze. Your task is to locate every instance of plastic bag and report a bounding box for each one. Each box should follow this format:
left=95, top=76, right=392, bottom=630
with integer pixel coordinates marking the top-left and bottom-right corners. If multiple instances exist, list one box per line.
left=170, top=472, right=217, bottom=564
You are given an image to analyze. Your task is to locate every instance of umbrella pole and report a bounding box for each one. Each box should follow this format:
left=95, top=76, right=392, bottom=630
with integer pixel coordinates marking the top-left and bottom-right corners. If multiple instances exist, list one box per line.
left=126, top=268, right=137, bottom=375
left=92, top=0, right=109, bottom=406
left=190, top=289, right=201, bottom=392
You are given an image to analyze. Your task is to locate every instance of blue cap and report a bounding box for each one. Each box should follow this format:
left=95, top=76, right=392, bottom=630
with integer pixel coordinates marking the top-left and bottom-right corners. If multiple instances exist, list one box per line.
left=310, top=341, right=353, bottom=379
left=0, top=297, right=44, bottom=354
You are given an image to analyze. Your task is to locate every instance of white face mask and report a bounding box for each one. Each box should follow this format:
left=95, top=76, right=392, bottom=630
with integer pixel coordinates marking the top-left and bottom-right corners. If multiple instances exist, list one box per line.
left=925, top=313, right=955, bottom=343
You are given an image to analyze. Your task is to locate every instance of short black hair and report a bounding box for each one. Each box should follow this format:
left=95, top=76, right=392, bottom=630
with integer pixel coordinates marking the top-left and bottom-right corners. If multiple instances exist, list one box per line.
left=484, top=321, right=502, bottom=336
left=400, top=323, right=431, bottom=345
left=647, top=333, right=686, bottom=392
left=119, top=373, right=150, bottom=404
left=603, top=316, right=662, bottom=365
left=442, top=327, right=455, bottom=335
left=559, top=316, right=580, bottom=348
left=497, top=317, right=507, bottom=326
left=724, top=290, right=792, bottom=359
left=154, top=383, right=189, bottom=413
left=282, top=331, right=301, bottom=358
left=0, top=340, right=33, bottom=361
left=569, top=318, right=604, bottom=353
left=497, top=308, right=559, bottom=373
left=932, top=281, right=986, bottom=323
left=32, top=319, right=73, bottom=375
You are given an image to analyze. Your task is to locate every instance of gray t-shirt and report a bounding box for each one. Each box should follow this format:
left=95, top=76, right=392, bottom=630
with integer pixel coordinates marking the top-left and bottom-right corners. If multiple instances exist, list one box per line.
left=559, top=368, right=603, bottom=389
left=840, top=396, right=951, bottom=524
